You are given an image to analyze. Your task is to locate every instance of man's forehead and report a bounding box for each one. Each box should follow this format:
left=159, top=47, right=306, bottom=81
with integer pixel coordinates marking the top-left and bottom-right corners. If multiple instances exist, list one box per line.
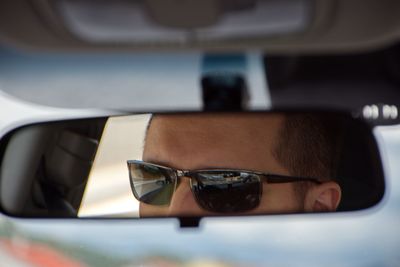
left=142, top=113, right=286, bottom=171
left=148, top=113, right=284, bottom=133
left=144, top=114, right=285, bottom=153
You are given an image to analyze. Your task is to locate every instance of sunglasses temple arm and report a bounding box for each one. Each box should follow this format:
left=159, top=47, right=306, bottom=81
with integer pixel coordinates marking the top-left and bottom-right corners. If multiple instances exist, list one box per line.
left=262, top=174, right=322, bottom=184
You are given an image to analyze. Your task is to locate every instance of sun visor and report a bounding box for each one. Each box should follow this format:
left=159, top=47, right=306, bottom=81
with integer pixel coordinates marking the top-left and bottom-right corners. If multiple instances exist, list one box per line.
left=56, top=0, right=311, bottom=44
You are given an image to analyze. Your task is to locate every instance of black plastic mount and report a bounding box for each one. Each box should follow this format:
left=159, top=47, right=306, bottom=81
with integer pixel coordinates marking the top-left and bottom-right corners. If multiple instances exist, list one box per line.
left=179, top=217, right=201, bottom=228
left=201, top=73, right=249, bottom=111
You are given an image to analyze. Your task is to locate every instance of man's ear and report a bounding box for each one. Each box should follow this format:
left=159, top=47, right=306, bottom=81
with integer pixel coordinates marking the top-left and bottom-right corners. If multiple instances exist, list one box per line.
left=304, top=182, right=342, bottom=212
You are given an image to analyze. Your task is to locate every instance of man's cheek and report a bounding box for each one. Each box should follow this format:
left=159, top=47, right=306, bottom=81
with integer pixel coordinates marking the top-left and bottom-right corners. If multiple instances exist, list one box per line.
left=139, top=202, right=169, bottom=217
left=255, top=183, right=303, bottom=214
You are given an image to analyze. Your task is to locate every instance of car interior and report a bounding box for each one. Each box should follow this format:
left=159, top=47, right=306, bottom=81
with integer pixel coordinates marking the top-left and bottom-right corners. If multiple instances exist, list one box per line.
left=0, top=1, right=399, bottom=224
left=1, top=1, right=400, bottom=266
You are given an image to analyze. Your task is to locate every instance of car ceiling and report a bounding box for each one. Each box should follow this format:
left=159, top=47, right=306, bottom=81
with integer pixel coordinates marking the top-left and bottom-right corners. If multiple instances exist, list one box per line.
left=0, top=0, right=399, bottom=53
left=0, top=0, right=399, bottom=124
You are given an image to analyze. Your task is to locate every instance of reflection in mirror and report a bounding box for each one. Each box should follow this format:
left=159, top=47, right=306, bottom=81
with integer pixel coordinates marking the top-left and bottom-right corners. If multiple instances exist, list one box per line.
left=0, top=112, right=384, bottom=219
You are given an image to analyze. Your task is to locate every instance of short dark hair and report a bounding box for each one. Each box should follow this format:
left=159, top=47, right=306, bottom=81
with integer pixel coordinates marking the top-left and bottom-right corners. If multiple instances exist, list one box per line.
left=147, top=113, right=344, bottom=181
left=273, top=113, right=345, bottom=181
left=273, top=114, right=345, bottom=202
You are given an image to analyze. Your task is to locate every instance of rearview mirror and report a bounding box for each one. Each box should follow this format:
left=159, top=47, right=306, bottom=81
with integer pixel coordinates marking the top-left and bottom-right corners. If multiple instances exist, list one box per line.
left=0, top=112, right=385, bottom=221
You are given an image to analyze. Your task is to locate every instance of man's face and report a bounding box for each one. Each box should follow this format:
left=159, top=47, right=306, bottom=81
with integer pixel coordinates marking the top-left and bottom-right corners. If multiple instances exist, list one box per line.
left=140, top=113, right=306, bottom=217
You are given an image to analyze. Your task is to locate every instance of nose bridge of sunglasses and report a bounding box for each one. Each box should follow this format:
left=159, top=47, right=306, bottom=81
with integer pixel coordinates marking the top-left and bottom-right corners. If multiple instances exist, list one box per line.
left=176, top=170, right=186, bottom=177
left=175, top=170, right=197, bottom=181
left=172, top=171, right=192, bottom=189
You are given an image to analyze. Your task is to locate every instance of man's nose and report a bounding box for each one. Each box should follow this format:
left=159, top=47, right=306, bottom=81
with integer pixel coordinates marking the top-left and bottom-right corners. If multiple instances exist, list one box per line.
left=167, top=177, right=209, bottom=216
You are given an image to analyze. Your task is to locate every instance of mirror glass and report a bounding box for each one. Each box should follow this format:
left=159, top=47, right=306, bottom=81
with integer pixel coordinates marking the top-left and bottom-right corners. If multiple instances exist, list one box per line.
left=0, top=112, right=384, bottom=218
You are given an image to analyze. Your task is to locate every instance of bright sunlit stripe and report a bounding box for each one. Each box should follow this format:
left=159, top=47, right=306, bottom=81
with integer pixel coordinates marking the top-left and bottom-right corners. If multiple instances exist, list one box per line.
left=78, top=114, right=151, bottom=218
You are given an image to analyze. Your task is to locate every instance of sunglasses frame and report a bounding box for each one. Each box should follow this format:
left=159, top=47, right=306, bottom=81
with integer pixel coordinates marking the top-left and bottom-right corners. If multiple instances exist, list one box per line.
left=127, top=160, right=322, bottom=212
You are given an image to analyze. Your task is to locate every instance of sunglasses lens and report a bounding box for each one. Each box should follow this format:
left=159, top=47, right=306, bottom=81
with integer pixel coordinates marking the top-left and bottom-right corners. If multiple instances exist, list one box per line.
left=128, top=163, right=176, bottom=205
left=191, top=171, right=261, bottom=213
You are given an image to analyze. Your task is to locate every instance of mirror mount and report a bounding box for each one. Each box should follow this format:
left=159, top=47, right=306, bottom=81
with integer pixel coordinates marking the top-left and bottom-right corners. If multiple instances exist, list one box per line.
left=179, top=217, right=201, bottom=228
left=201, top=54, right=250, bottom=111
left=201, top=73, right=249, bottom=111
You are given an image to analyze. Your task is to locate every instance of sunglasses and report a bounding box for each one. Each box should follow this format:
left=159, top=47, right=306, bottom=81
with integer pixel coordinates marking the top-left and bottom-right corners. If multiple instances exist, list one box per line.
left=127, top=160, right=322, bottom=213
